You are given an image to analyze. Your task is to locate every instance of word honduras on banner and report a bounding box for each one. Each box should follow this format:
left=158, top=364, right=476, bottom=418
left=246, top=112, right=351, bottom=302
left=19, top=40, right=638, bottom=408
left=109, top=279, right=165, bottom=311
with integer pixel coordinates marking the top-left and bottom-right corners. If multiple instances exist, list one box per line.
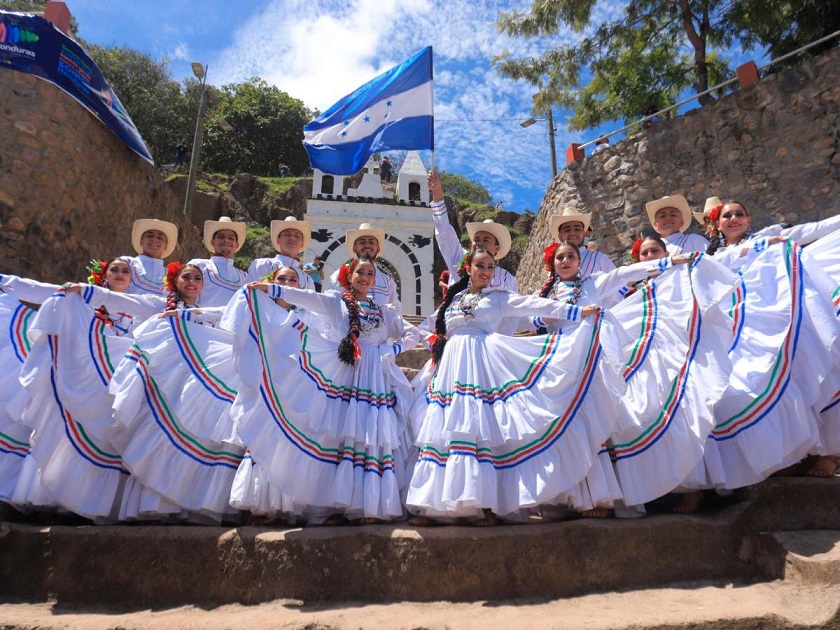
left=304, top=47, right=433, bottom=176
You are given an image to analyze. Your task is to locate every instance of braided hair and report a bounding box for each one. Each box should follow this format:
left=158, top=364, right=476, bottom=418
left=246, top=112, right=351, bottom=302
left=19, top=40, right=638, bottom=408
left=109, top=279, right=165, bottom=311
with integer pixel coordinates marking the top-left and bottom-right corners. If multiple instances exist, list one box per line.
left=336, top=258, right=371, bottom=366
left=430, top=249, right=487, bottom=365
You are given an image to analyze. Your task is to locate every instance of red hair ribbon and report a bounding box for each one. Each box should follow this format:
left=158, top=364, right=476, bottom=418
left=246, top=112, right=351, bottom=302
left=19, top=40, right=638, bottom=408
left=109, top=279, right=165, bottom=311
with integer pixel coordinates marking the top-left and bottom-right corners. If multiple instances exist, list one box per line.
left=630, top=237, right=642, bottom=262
left=164, top=261, right=183, bottom=291
left=542, top=242, right=559, bottom=272
left=456, top=252, right=473, bottom=277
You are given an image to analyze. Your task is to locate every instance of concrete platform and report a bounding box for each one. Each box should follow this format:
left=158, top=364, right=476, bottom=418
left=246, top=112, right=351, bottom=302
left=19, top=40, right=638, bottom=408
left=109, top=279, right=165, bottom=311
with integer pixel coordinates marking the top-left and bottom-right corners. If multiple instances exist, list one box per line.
left=2, top=477, right=840, bottom=611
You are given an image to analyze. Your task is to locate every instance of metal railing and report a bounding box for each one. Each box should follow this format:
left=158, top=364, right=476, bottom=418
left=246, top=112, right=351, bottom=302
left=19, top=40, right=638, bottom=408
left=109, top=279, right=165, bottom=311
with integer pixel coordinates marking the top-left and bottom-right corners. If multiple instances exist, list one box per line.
left=578, top=29, right=840, bottom=151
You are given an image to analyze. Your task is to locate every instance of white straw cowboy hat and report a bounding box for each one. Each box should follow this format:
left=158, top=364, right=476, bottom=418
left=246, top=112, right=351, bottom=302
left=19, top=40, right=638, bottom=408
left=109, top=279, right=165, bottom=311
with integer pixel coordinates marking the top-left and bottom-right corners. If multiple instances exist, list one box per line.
left=203, top=216, right=246, bottom=253
left=692, top=196, right=722, bottom=225
left=345, top=222, right=386, bottom=256
left=549, top=206, right=592, bottom=236
left=131, top=218, right=178, bottom=258
left=466, top=219, right=512, bottom=260
left=645, top=195, right=692, bottom=232
left=270, top=216, right=311, bottom=253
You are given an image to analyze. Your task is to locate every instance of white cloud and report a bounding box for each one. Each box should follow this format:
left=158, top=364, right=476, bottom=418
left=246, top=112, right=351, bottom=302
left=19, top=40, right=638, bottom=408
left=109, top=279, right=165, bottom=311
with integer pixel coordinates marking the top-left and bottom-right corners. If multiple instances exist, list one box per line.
left=210, top=0, right=591, bottom=211
left=171, top=42, right=190, bottom=61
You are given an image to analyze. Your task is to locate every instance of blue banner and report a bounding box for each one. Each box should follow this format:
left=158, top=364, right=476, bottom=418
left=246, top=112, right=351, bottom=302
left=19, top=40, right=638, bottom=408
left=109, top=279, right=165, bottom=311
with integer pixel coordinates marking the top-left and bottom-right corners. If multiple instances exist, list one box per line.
left=0, top=11, right=154, bottom=164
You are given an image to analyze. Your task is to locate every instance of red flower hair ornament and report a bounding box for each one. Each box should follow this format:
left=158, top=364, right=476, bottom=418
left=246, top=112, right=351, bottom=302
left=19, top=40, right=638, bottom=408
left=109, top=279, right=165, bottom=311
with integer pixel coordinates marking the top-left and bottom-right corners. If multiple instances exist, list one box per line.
left=704, top=204, right=723, bottom=237
left=337, top=259, right=359, bottom=290
left=630, top=238, right=643, bottom=263
left=542, top=242, right=559, bottom=272
left=86, top=259, right=108, bottom=286
left=164, top=262, right=183, bottom=291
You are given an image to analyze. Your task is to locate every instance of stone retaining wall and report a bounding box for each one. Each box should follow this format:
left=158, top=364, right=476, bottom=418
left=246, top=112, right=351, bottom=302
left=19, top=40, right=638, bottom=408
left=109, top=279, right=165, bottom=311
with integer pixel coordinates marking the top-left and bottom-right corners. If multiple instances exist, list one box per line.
left=0, top=71, right=205, bottom=283
left=517, top=48, right=840, bottom=293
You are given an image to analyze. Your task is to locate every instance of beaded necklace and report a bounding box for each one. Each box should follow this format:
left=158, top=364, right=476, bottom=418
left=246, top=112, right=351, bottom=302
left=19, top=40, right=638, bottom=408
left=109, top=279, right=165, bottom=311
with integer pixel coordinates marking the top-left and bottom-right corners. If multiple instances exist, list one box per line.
left=356, top=296, right=383, bottom=331
left=552, top=274, right=582, bottom=305
left=456, top=288, right=482, bottom=319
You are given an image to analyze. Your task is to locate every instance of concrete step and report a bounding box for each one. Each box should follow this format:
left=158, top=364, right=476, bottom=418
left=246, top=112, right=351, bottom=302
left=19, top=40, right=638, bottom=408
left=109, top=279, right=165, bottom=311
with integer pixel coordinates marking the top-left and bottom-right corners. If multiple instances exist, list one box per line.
left=1, top=580, right=839, bottom=629
left=762, top=530, right=840, bottom=586
left=3, top=478, right=840, bottom=609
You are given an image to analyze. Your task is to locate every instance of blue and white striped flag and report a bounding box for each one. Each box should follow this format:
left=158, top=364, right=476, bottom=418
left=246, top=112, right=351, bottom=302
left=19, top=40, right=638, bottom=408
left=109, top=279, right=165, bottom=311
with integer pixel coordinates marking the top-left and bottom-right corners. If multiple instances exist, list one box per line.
left=303, top=47, right=433, bottom=175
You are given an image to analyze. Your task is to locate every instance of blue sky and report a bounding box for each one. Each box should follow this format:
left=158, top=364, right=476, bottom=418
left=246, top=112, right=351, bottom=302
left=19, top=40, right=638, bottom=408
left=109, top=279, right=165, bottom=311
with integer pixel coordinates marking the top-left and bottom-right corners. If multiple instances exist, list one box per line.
left=65, top=0, right=766, bottom=212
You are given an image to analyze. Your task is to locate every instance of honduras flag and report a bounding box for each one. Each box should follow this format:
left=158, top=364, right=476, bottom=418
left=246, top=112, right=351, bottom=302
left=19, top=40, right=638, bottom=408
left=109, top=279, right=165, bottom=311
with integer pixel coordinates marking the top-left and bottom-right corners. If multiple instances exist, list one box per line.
left=303, top=47, right=433, bottom=175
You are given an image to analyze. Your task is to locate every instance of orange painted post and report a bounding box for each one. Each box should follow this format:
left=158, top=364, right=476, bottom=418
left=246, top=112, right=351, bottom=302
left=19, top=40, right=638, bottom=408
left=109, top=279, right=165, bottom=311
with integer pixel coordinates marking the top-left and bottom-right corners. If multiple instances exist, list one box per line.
left=565, top=143, right=585, bottom=165
left=736, top=61, right=760, bottom=89
left=43, top=1, right=72, bottom=34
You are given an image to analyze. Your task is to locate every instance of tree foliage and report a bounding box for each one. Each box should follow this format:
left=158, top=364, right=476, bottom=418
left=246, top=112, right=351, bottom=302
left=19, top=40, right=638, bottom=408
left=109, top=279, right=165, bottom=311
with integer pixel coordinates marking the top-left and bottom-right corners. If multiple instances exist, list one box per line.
left=86, top=44, right=194, bottom=163
left=201, top=79, right=312, bottom=177
left=497, top=0, right=736, bottom=131
left=726, top=0, right=840, bottom=67
left=440, top=171, right=491, bottom=205
left=497, top=0, right=839, bottom=132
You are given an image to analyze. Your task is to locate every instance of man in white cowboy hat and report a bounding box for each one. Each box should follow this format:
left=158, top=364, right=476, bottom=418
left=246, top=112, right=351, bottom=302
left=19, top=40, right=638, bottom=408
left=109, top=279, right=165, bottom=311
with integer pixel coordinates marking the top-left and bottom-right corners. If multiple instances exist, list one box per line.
left=245, top=216, right=314, bottom=289
left=120, top=218, right=178, bottom=296
left=186, top=216, right=247, bottom=307
left=549, top=206, right=615, bottom=278
left=327, top=223, right=401, bottom=308
left=645, top=194, right=709, bottom=255
left=427, top=170, right=519, bottom=293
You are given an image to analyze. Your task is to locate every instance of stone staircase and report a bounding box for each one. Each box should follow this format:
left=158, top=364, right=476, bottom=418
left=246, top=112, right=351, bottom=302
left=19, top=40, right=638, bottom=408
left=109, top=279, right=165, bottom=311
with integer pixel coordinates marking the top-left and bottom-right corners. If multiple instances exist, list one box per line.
left=2, top=477, right=840, bottom=630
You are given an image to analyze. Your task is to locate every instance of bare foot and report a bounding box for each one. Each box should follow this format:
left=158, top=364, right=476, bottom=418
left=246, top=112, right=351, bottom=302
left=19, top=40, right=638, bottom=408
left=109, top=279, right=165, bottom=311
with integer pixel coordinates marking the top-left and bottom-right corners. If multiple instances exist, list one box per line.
left=805, top=455, right=839, bottom=478
left=354, top=517, right=384, bottom=525
left=408, top=515, right=436, bottom=527
left=579, top=508, right=614, bottom=519
left=471, top=510, right=499, bottom=527
left=673, top=491, right=703, bottom=514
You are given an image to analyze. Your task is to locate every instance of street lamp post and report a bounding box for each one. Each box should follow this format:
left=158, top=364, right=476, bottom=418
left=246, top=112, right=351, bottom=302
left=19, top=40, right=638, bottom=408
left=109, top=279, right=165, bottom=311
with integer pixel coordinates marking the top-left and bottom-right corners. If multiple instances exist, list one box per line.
left=183, top=62, right=208, bottom=220
left=520, top=110, right=558, bottom=177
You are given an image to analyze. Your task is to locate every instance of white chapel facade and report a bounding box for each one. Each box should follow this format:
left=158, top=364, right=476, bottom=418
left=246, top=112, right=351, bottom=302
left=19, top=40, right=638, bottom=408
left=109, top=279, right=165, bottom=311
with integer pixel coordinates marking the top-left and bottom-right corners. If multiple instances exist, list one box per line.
left=303, top=151, right=435, bottom=316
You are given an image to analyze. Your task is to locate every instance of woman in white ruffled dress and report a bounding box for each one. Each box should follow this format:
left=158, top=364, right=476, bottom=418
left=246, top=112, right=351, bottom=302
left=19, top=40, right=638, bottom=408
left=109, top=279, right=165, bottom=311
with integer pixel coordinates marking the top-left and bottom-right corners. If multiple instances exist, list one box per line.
left=15, top=259, right=184, bottom=522
left=529, top=240, right=712, bottom=517
left=406, top=248, right=624, bottom=526
left=689, top=201, right=840, bottom=497
left=107, top=262, right=245, bottom=524
left=223, top=266, right=331, bottom=524
left=238, top=258, right=421, bottom=524
left=0, top=274, right=59, bottom=511
left=604, top=233, right=737, bottom=512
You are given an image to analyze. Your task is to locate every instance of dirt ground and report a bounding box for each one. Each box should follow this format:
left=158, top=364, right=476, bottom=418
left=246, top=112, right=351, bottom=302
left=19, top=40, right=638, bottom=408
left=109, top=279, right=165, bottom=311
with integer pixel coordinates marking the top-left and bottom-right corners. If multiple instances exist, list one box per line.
left=1, top=580, right=840, bottom=630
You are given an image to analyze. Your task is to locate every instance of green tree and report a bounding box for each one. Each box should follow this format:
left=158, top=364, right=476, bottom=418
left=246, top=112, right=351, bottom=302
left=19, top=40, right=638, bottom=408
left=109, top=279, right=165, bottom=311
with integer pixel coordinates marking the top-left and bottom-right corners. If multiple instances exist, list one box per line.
left=497, top=0, right=734, bottom=131
left=201, top=78, right=312, bottom=177
left=86, top=45, right=193, bottom=164
left=726, top=0, right=840, bottom=67
left=439, top=171, right=491, bottom=205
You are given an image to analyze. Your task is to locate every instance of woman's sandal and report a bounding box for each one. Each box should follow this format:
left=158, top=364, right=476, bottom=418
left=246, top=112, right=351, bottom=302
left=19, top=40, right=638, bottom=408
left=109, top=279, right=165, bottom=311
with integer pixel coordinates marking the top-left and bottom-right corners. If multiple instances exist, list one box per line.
left=354, top=517, right=384, bottom=526
left=321, top=514, right=347, bottom=527
left=579, top=507, right=614, bottom=519
left=408, top=515, right=437, bottom=527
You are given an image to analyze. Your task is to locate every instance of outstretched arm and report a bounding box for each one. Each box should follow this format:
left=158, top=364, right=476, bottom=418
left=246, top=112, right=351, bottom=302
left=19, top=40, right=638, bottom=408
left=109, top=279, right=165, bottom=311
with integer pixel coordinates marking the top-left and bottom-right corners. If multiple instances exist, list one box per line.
left=428, top=170, right=468, bottom=273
